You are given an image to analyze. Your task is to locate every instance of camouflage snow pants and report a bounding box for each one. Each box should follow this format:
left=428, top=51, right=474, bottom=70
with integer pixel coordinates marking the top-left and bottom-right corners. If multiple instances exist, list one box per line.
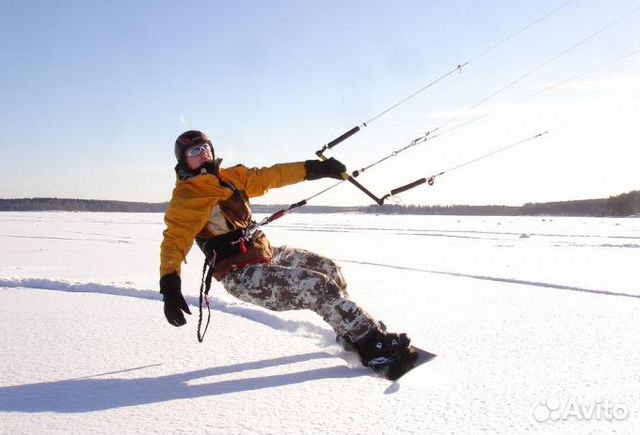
left=221, top=245, right=378, bottom=342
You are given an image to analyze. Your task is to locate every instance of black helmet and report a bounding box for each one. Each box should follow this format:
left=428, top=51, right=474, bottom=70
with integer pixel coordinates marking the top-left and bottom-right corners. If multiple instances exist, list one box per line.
left=174, top=130, right=213, bottom=161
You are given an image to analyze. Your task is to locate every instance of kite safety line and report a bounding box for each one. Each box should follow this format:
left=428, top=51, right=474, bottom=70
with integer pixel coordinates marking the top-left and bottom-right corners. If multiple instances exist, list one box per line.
left=518, top=46, right=640, bottom=103
left=378, top=131, right=549, bottom=203
left=430, top=1, right=640, bottom=138
left=346, top=1, right=640, bottom=188
left=316, top=0, right=575, bottom=149
left=312, top=0, right=577, bottom=204
left=245, top=2, right=639, bottom=228
left=466, top=0, right=577, bottom=64
left=403, top=43, right=640, bottom=153
left=246, top=130, right=549, bottom=236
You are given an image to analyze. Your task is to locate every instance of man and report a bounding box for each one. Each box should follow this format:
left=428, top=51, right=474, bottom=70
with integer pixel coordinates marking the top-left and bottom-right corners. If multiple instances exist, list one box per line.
left=159, top=130, right=410, bottom=369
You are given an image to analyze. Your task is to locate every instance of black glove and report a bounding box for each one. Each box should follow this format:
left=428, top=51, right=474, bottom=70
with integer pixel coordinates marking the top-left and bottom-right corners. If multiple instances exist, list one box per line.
left=159, top=272, right=191, bottom=327
left=304, top=157, right=347, bottom=180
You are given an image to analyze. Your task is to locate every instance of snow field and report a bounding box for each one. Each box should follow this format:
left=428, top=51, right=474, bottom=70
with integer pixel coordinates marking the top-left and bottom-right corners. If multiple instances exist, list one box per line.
left=1, top=212, right=638, bottom=435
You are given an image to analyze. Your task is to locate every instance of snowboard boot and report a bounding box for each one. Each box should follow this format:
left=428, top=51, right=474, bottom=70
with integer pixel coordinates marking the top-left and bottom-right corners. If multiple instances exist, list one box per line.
left=353, top=327, right=411, bottom=370
left=335, top=321, right=387, bottom=352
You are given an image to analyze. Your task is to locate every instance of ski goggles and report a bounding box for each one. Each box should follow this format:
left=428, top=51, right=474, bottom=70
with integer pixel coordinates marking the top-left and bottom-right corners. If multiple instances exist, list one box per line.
left=185, top=143, right=211, bottom=158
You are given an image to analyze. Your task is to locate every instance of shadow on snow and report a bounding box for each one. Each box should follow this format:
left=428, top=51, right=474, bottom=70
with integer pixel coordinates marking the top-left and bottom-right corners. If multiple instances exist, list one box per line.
left=0, top=352, right=366, bottom=413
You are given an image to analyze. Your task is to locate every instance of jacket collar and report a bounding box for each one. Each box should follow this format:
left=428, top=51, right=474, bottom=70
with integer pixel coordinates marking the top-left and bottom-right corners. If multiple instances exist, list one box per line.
left=175, top=158, right=223, bottom=181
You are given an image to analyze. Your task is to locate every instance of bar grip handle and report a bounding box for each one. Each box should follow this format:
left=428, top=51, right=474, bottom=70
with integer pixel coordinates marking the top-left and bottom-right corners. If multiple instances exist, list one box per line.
left=326, top=126, right=360, bottom=149
left=390, top=178, right=427, bottom=195
left=316, top=126, right=360, bottom=156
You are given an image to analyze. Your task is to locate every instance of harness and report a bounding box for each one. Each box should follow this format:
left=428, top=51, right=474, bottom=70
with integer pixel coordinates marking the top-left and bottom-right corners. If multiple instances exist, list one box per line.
left=194, top=180, right=271, bottom=342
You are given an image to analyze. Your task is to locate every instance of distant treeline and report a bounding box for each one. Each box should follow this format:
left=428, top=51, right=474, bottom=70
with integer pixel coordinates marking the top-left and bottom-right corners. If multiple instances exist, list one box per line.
left=0, top=190, right=638, bottom=217
left=361, top=190, right=640, bottom=217
left=0, top=198, right=168, bottom=213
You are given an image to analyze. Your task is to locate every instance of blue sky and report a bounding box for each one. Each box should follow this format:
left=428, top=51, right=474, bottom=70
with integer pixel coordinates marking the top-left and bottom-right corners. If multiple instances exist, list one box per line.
left=1, top=0, right=638, bottom=206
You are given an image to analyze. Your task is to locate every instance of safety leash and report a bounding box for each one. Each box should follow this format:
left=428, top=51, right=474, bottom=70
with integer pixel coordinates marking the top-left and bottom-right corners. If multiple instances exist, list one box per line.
left=197, top=251, right=216, bottom=343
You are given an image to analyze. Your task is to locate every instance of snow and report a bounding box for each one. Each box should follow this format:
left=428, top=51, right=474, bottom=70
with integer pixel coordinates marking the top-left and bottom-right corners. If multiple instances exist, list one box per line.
left=1, top=211, right=639, bottom=435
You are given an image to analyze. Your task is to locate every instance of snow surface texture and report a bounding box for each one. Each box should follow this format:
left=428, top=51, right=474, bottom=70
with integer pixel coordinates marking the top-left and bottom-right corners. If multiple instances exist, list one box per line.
left=1, top=211, right=639, bottom=435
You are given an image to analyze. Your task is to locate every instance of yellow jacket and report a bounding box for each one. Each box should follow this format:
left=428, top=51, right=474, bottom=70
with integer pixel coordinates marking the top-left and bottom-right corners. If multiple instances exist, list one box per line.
left=160, top=161, right=306, bottom=277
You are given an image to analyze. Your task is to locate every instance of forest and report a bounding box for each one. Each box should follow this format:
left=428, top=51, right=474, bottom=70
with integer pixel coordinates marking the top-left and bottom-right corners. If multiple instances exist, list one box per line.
left=1, top=190, right=638, bottom=217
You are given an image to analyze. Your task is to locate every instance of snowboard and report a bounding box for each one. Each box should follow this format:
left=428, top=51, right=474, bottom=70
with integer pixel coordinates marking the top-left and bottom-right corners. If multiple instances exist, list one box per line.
left=370, top=345, right=437, bottom=381
left=335, top=335, right=436, bottom=380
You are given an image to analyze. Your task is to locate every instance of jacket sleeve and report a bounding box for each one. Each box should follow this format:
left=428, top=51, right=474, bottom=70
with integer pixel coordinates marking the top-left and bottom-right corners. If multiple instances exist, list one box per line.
left=159, top=188, right=212, bottom=278
left=221, top=162, right=307, bottom=198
